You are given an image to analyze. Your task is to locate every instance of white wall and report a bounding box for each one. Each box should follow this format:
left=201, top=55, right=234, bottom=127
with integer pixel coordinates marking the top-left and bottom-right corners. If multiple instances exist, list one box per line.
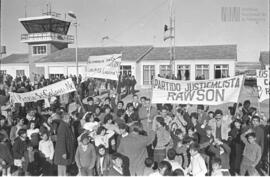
left=138, top=59, right=236, bottom=88
left=36, top=62, right=87, bottom=78
left=0, top=63, right=29, bottom=77
left=36, top=60, right=137, bottom=79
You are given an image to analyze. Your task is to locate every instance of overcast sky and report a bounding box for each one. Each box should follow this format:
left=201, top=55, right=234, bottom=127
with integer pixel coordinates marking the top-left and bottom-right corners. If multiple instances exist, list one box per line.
left=1, top=0, right=269, bottom=62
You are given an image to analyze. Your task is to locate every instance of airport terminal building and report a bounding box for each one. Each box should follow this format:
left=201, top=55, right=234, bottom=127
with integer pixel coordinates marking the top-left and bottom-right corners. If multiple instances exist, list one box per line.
left=0, top=12, right=237, bottom=88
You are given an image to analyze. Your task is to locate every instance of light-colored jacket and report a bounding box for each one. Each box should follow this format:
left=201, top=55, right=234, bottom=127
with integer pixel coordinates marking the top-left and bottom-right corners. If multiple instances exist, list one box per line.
left=208, top=115, right=232, bottom=140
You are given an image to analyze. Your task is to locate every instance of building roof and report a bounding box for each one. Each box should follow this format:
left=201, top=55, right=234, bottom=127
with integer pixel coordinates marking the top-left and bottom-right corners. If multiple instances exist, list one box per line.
left=2, top=44, right=237, bottom=64
left=259, top=51, right=269, bottom=65
left=37, top=45, right=153, bottom=63
left=235, top=62, right=261, bottom=76
left=141, top=44, right=237, bottom=61
left=0, top=53, right=29, bottom=64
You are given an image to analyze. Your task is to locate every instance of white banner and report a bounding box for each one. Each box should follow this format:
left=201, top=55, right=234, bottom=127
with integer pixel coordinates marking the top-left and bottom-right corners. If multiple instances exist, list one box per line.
left=152, top=75, right=244, bottom=105
left=9, top=78, right=76, bottom=103
left=86, top=54, right=122, bottom=80
left=256, top=70, right=269, bottom=102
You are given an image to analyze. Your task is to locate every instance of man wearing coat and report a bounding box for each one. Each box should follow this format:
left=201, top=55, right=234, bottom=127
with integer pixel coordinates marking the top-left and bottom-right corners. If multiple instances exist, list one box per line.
left=117, top=124, right=155, bottom=176
left=54, top=112, right=76, bottom=176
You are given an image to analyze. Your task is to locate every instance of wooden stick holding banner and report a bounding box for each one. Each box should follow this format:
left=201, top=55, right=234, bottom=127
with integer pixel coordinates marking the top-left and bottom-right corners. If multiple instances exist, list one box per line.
left=74, top=89, right=86, bottom=114
left=256, top=85, right=262, bottom=115
left=115, top=52, right=123, bottom=104
left=234, top=74, right=246, bottom=117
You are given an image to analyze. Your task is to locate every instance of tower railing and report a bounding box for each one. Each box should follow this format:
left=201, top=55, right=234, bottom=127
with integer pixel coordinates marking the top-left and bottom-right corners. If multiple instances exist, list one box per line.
left=42, top=11, right=61, bottom=18
left=21, top=32, right=74, bottom=43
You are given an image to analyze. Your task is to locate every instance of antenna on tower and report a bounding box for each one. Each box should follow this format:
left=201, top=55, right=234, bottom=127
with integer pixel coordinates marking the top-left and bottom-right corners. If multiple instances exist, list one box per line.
left=49, top=1, right=52, bottom=14
left=46, top=3, right=49, bottom=14
left=24, top=0, right=28, bottom=17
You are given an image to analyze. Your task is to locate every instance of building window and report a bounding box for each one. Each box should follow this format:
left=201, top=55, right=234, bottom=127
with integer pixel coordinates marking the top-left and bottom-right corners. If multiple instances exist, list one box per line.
left=177, top=65, right=190, bottom=80
left=120, top=65, right=132, bottom=77
left=16, top=70, right=25, bottom=76
left=195, top=65, right=209, bottom=80
left=143, top=65, right=155, bottom=85
left=215, top=65, right=229, bottom=78
left=159, top=65, right=171, bottom=78
left=49, top=74, right=64, bottom=79
left=32, top=45, right=47, bottom=55
left=0, top=70, right=6, bottom=75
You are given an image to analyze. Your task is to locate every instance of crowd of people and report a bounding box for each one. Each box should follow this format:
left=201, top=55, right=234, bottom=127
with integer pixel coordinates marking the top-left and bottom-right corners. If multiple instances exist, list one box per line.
left=0, top=74, right=269, bottom=176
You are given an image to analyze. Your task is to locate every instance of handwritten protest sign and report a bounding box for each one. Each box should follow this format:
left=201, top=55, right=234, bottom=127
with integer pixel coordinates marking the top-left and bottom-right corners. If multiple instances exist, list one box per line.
left=256, top=70, right=269, bottom=102
left=151, top=75, right=244, bottom=105
left=9, top=78, right=76, bottom=103
left=86, top=54, right=122, bottom=80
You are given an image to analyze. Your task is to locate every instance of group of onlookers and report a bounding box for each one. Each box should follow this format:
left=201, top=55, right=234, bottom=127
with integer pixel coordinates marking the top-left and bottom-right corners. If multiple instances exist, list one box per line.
left=0, top=74, right=268, bottom=176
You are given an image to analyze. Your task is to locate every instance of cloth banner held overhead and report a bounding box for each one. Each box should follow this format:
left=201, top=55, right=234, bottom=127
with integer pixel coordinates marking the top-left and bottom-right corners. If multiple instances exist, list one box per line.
left=86, top=54, right=122, bottom=81
left=256, top=70, right=269, bottom=102
left=9, top=78, right=76, bottom=103
left=151, top=75, right=244, bottom=105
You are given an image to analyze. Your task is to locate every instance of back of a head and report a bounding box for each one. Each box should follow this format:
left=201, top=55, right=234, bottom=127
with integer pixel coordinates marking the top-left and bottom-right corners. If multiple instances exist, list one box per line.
left=212, top=157, right=222, bottom=166
left=61, top=112, right=70, bottom=121
left=189, top=142, right=200, bottom=152
left=144, top=158, right=154, bottom=168
left=172, top=168, right=185, bottom=176
left=167, top=148, right=176, bottom=160
left=190, top=112, right=198, bottom=119
left=158, top=160, right=172, bottom=176
left=103, top=114, right=113, bottom=124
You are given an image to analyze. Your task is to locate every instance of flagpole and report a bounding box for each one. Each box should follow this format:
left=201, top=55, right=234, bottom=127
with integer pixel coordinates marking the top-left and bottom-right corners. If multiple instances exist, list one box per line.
left=169, top=0, right=175, bottom=79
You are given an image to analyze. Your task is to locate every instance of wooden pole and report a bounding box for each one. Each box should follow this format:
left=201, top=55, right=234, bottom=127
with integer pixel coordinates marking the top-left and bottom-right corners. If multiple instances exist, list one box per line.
left=75, top=90, right=85, bottom=114
left=234, top=74, right=245, bottom=117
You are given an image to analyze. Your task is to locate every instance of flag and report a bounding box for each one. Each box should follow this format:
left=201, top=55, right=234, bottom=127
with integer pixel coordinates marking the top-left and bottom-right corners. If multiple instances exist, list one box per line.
left=163, top=24, right=174, bottom=41
left=68, top=11, right=76, bottom=19
left=164, top=24, right=168, bottom=32
left=102, top=36, right=109, bottom=40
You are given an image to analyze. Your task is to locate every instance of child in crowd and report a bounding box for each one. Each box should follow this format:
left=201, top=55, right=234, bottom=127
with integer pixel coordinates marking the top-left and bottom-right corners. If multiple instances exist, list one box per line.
left=165, top=148, right=183, bottom=171
left=95, top=145, right=112, bottom=176
left=240, top=129, right=262, bottom=176
left=0, top=133, right=13, bottom=176
left=12, top=129, right=28, bottom=175
left=175, top=138, right=188, bottom=169
left=26, top=121, right=39, bottom=148
left=211, top=157, right=223, bottom=176
left=75, top=133, right=96, bottom=176
left=149, top=160, right=172, bottom=176
left=185, top=143, right=207, bottom=176
left=143, top=157, right=155, bottom=176
left=94, top=126, right=115, bottom=149
left=38, top=131, right=54, bottom=175
left=208, top=138, right=231, bottom=174
left=108, top=153, right=124, bottom=176
left=24, top=142, right=41, bottom=176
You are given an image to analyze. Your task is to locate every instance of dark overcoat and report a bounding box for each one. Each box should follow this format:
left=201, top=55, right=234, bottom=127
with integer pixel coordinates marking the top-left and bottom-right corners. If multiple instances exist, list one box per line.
left=54, top=120, right=75, bottom=166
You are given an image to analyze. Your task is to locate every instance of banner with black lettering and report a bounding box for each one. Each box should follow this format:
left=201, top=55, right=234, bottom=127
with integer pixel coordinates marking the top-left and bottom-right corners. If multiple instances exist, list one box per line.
left=256, top=70, right=269, bottom=102
left=86, top=54, right=122, bottom=80
left=9, top=78, right=76, bottom=103
left=151, top=75, right=244, bottom=105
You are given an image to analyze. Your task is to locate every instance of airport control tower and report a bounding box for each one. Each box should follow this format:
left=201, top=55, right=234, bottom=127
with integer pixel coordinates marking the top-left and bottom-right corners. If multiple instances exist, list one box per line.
left=19, top=11, right=74, bottom=81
